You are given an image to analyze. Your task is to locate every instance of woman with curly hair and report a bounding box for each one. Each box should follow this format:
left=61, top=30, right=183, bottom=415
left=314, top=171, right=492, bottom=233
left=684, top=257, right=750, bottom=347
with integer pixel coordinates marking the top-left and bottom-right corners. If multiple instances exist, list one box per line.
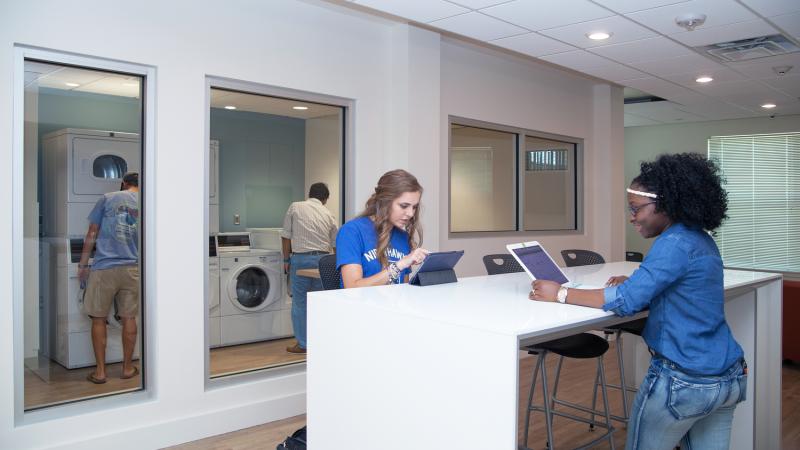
left=530, top=153, right=746, bottom=450
left=337, top=169, right=429, bottom=288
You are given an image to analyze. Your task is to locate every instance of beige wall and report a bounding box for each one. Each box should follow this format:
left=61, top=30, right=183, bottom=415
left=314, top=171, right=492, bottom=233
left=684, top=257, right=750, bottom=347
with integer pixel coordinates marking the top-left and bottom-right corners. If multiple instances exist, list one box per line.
left=624, top=114, right=800, bottom=255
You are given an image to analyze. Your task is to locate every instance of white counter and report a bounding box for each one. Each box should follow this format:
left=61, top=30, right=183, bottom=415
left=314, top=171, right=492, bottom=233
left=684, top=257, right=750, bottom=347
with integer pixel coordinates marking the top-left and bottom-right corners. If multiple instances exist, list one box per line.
left=307, top=262, right=782, bottom=450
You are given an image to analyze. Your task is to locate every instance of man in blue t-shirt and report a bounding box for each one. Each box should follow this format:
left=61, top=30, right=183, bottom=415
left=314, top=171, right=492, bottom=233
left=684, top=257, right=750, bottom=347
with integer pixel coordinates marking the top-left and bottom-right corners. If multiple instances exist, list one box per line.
left=78, top=172, right=140, bottom=384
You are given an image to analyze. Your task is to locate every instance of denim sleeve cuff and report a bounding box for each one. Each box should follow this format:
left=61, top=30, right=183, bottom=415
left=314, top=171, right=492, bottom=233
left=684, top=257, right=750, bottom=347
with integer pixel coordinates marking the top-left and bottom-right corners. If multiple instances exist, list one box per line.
left=602, top=286, right=624, bottom=314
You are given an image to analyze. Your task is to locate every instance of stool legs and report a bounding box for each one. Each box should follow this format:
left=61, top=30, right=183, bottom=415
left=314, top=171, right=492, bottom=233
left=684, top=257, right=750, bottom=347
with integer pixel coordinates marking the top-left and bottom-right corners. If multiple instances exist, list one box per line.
left=522, top=351, right=615, bottom=450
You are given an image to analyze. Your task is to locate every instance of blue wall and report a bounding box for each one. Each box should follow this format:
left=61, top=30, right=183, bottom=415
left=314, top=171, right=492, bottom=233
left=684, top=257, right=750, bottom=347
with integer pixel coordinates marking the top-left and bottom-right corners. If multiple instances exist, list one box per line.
left=210, top=108, right=306, bottom=231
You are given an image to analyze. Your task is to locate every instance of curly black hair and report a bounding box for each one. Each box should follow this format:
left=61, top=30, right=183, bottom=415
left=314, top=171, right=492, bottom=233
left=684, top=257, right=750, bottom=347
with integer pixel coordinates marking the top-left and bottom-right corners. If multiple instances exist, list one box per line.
left=632, top=153, right=727, bottom=231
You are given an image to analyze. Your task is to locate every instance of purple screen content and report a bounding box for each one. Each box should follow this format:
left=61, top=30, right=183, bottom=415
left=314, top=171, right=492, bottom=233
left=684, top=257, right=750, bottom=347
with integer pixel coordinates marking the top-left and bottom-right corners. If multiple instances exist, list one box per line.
left=512, top=245, right=568, bottom=284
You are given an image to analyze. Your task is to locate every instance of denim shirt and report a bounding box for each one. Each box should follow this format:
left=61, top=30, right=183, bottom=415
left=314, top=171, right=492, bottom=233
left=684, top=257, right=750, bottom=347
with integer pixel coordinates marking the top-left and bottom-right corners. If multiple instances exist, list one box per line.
left=603, top=223, right=743, bottom=375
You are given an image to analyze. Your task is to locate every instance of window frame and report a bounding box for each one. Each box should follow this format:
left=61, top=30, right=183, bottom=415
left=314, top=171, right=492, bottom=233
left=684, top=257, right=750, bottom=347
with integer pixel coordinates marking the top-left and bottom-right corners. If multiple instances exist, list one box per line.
left=447, top=116, right=584, bottom=237
left=204, top=77, right=354, bottom=388
left=12, top=45, right=156, bottom=424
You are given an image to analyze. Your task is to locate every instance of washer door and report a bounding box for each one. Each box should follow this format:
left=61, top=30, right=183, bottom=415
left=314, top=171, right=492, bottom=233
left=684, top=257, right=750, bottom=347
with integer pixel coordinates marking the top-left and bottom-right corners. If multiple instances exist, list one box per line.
left=228, top=264, right=273, bottom=311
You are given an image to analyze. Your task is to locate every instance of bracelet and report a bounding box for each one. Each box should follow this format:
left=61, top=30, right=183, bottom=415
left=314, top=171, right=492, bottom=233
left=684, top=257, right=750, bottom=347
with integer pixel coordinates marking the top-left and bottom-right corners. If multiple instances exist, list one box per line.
left=78, top=264, right=89, bottom=269
left=387, top=263, right=401, bottom=284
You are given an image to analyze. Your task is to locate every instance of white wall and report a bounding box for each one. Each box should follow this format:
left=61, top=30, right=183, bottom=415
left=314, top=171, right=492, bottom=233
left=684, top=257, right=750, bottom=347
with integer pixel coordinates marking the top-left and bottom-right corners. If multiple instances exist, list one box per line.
left=625, top=115, right=800, bottom=254
left=438, top=39, right=625, bottom=276
left=305, top=114, right=342, bottom=224
left=0, top=2, right=623, bottom=448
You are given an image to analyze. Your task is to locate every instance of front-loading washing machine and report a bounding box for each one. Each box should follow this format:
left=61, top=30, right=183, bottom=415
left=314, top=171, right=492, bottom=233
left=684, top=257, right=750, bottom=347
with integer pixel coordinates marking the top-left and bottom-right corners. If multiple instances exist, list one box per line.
left=217, top=233, right=292, bottom=346
left=209, top=235, right=221, bottom=348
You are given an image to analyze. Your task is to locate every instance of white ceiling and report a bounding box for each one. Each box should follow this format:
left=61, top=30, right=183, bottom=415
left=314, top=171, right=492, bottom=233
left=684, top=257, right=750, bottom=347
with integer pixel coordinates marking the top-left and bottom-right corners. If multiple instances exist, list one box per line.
left=342, top=0, right=800, bottom=126
left=210, top=89, right=342, bottom=119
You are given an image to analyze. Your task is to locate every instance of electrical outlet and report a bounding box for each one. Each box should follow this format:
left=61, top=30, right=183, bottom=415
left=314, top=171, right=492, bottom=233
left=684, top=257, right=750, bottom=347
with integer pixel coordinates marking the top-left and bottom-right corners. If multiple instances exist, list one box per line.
left=234, top=214, right=240, bottom=225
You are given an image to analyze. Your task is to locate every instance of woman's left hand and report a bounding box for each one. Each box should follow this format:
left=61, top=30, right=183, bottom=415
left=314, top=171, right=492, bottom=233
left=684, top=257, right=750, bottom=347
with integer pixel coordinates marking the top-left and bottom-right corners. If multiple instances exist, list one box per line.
left=529, top=280, right=561, bottom=302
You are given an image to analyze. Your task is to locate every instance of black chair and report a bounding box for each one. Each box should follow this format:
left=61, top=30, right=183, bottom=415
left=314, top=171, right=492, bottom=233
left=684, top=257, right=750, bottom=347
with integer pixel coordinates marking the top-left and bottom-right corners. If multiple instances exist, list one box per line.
left=481, top=255, right=615, bottom=450
left=561, top=249, right=605, bottom=267
left=482, top=254, right=523, bottom=275
left=317, top=254, right=341, bottom=291
left=625, top=251, right=644, bottom=262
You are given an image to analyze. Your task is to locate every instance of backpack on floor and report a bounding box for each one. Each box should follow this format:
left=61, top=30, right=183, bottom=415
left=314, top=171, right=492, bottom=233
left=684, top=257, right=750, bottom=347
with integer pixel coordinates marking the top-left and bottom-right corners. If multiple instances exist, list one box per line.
left=276, top=426, right=306, bottom=450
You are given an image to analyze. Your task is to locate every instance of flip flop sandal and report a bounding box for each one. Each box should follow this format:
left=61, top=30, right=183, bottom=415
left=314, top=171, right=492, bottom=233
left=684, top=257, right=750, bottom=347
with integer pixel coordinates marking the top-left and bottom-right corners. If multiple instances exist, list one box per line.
left=121, top=366, right=139, bottom=379
left=87, top=373, right=107, bottom=384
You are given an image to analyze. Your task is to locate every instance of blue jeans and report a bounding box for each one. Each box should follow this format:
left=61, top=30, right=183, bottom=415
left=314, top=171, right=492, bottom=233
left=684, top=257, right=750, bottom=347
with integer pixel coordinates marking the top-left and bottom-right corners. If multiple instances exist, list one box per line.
left=289, top=253, right=324, bottom=349
left=626, top=356, right=747, bottom=450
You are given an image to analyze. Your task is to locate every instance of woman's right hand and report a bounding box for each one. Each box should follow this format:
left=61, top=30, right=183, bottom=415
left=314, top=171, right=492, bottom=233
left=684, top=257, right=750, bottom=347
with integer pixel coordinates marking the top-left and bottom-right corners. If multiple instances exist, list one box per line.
left=397, top=248, right=429, bottom=270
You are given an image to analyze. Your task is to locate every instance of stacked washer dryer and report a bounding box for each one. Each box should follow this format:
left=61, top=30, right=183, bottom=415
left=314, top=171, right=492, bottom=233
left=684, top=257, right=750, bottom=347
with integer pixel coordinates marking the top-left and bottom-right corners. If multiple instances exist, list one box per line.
left=41, top=128, right=141, bottom=368
left=215, top=232, right=292, bottom=346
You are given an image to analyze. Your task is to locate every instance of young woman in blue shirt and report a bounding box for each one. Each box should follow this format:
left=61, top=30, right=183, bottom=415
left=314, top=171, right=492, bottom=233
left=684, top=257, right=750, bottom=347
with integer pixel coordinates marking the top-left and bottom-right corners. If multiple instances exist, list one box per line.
left=337, top=169, right=429, bottom=288
left=531, top=153, right=746, bottom=450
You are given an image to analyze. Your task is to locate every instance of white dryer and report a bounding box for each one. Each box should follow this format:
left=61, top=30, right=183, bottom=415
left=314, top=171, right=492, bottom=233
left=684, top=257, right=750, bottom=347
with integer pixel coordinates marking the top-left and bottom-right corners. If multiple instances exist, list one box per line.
left=217, top=233, right=292, bottom=346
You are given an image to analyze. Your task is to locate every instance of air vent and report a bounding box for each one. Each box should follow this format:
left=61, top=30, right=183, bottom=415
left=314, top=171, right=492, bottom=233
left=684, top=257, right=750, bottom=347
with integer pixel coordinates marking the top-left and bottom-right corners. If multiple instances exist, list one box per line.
left=697, top=34, right=800, bottom=63
left=624, top=95, right=667, bottom=105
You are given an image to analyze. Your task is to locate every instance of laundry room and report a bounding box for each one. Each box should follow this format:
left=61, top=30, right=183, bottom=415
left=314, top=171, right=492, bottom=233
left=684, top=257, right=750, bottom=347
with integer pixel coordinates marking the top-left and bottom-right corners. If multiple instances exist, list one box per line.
left=207, top=87, right=344, bottom=377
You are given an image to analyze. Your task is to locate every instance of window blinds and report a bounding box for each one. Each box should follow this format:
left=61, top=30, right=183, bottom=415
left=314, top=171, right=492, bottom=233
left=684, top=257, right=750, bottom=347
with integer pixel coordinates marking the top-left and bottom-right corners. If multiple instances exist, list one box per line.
left=708, top=132, right=800, bottom=273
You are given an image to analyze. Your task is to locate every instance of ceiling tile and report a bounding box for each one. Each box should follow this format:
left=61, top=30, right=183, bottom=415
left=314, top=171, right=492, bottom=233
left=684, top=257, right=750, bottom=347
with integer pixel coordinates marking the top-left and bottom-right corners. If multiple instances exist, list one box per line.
left=480, top=0, right=614, bottom=31
left=593, top=0, right=689, bottom=14
left=353, top=0, right=468, bottom=23
left=538, top=15, right=657, bottom=48
left=727, top=52, right=800, bottom=78
left=771, top=12, right=800, bottom=39
left=670, top=19, right=779, bottom=46
left=625, top=0, right=759, bottom=36
left=738, top=0, right=800, bottom=18
left=660, top=67, right=747, bottom=86
left=625, top=101, right=707, bottom=122
left=538, top=49, right=616, bottom=70
left=490, top=32, right=578, bottom=57
left=579, top=63, right=649, bottom=81
left=589, top=36, right=693, bottom=63
left=761, top=74, right=800, bottom=97
left=447, top=0, right=510, bottom=9
left=628, top=52, right=724, bottom=76
left=624, top=113, right=663, bottom=126
left=429, top=11, right=528, bottom=40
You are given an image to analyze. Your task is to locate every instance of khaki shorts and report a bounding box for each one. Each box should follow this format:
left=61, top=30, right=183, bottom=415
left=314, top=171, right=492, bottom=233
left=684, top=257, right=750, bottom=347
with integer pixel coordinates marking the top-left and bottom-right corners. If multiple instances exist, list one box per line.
left=84, top=265, right=140, bottom=318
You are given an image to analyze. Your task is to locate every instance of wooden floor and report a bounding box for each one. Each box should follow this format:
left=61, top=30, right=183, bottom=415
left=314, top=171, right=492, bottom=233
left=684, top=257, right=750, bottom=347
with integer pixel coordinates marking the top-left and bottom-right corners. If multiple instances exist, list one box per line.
left=25, top=337, right=304, bottom=410
left=169, top=343, right=800, bottom=450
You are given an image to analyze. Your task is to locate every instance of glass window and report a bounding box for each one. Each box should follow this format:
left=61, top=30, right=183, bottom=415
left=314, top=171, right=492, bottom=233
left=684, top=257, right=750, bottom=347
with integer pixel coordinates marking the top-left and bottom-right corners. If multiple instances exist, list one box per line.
left=449, top=119, right=581, bottom=234
left=208, top=87, right=345, bottom=378
left=522, top=136, right=577, bottom=231
left=23, top=60, right=144, bottom=410
left=708, top=132, right=800, bottom=272
left=449, top=124, right=516, bottom=232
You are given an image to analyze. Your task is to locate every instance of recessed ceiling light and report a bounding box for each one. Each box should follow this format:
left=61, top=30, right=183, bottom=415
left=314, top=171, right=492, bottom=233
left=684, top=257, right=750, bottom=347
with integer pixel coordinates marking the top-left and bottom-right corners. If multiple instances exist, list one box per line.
left=695, top=76, right=713, bottom=83
left=65, top=82, right=80, bottom=87
left=292, top=106, right=309, bottom=110
left=761, top=103, right=777, bottom=109
left=587, top=32, right=612, bottom=41
left=224, top=105, right=237, bottom=110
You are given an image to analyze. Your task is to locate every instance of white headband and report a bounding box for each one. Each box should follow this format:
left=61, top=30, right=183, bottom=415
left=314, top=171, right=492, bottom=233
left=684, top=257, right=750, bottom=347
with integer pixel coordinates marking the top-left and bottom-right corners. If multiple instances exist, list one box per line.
left=627, top=188, right=658, bottom=198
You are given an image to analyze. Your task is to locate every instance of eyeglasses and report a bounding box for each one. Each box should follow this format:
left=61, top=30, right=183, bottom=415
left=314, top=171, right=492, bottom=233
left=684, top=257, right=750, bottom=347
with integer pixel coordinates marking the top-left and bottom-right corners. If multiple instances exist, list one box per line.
left=628, top=201, right=656, bottom=216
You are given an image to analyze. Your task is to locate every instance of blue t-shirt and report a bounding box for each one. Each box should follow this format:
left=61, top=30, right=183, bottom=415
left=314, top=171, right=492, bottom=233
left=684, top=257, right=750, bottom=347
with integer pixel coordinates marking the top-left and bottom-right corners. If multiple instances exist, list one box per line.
left=603, top=223, right=743, bottom=375
left=336, top=216, right=411, bottom=284
left=87, top=190, right=139, bottom=270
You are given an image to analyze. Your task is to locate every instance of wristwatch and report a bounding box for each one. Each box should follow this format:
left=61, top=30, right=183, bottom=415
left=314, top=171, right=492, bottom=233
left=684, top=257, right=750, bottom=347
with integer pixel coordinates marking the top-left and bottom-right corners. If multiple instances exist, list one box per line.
left=557, top=286, right=568, bottom=304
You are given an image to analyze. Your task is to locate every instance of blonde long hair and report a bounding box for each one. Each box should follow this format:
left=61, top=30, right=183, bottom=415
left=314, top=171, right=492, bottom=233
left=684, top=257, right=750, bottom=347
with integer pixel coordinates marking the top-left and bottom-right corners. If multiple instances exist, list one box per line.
left=359, top=169, right=423, bottom=269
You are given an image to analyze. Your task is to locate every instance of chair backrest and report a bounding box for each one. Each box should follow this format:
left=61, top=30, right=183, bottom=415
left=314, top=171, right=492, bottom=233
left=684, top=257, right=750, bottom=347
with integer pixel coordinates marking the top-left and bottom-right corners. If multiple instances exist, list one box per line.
left=560, top=249, right=605, bottom=267
left=625, top=251, right=644, bottom=262
left=482, top=254, right=524, bottom=275
left=318, top=254, right=342, bottom=290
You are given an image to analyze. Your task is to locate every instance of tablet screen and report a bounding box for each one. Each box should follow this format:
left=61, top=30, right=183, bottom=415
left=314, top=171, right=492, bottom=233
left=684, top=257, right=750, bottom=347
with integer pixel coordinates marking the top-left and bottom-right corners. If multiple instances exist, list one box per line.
left=510, top=244, right=569, bottom=284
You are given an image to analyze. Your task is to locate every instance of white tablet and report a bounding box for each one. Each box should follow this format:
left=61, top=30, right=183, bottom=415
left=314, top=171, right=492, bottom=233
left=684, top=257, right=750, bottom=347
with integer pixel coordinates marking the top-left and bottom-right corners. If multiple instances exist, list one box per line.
left=506, top=241, right=570, bottom=285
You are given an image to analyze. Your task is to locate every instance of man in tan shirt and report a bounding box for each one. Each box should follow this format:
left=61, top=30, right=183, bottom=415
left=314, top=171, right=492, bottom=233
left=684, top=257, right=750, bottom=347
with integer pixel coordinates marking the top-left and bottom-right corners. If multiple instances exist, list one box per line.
left=281, top=182, right=338, bottom=353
